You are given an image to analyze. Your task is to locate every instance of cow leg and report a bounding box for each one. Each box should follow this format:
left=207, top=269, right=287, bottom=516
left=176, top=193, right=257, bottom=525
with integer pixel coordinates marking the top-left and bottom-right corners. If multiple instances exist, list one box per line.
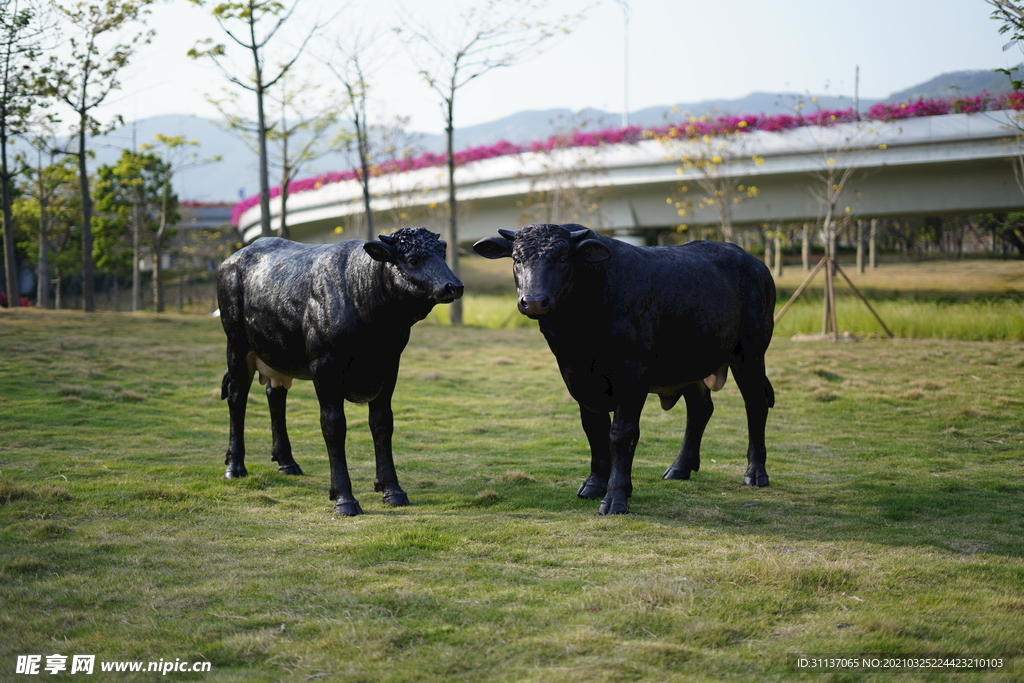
left=222, top=345, right=255, bottom=479
left=266, top=383, right=303, bottom=475
left=599, top=396, right=645, bottom=515
left=369, top=371, right=410, bottom=507
left=313, top=381, right=362, bottom=516
left=731, top=359, right=774, bottom=487
left=577, top=405, right=611, bottom=499
left=663, top=382, right=714, bottom=481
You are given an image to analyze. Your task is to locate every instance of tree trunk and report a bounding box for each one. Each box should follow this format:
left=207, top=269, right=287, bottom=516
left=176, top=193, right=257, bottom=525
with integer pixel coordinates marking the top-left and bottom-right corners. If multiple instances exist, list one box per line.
left=1, top=125, right=18, bottom=307
left=869, top=218, right=877, bottom=269
left=152, top=244, right=164, bottom=312
left=856, top=219, right=865, bottom=274
left=357, top=111, right=374, bottom=240
left=177, top=271, right=185, bottom=313
left=132, top=218, right=142, bottom=312
left=764, top=231, right=773, bottom=269
left=278, top=120, right=290, bottom=240
left=77, top=120, right=95, bottom=312
left=773, top=234, right=783, bottom=278
left=445, top=93, right=462, bottom=325
left=802, top=222, right=810, bottom=271
left=54, top=270, right=62, bottom=310
left=37, top=192, right=49, bottom=309
left=253, top=32, right=272, bottom=239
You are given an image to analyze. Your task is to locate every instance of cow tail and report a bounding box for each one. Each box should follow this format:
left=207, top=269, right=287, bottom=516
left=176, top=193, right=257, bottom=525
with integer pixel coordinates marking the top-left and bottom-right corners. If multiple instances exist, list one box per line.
left=764, top=377, right=776, bottom=408
left=221, top=369, right=231, bottom=401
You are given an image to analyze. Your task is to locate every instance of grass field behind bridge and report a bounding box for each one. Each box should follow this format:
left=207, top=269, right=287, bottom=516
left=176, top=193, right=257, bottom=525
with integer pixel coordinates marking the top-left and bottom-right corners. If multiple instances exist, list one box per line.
left=1, top=307, right=1023, bottom=681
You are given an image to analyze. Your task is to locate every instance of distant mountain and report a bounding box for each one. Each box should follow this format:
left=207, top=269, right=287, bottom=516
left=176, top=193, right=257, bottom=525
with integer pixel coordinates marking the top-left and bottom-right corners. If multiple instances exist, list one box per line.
left=415, top=93, right=876, bottom=153
left=886, top=66, right=1019, bottom=101
left=25, top=65, right=1013, bottom=202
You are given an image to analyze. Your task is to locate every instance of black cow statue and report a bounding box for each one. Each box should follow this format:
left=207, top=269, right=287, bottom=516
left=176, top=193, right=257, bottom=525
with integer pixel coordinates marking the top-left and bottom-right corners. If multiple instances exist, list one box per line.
left=473, top=224, right=776, bottom=515
left=217, top=228, right=463, bottom=515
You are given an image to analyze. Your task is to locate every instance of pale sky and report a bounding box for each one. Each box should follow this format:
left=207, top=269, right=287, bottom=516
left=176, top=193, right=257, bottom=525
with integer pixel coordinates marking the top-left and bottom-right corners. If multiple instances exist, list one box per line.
left=93, top=0, right=1012, bottom=135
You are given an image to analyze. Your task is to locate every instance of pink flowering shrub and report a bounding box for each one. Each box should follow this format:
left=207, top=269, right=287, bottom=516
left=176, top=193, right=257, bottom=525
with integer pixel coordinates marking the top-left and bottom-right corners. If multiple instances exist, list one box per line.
left=232, top=91, right=1024, bottom=225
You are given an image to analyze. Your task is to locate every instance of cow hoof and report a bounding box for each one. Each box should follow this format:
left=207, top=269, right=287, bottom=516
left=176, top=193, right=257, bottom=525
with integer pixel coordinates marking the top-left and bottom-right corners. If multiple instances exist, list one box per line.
left=382, top=491, right=411, bottom=507
left=577, top=476, right=607, bottom=499
left=743, top=473, right=770, bottom=487
left=277, top=463, right=303, bottom=475
left=662, top=466, right=692, bottom=480
left=334, top=500, right=363, bottom=516
left=225, top=464, right=248, bottom=479
left=598, top=497, right=630, bottom=515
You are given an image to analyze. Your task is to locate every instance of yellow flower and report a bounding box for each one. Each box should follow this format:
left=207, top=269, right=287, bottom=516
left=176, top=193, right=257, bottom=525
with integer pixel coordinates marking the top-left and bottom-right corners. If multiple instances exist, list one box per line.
left=676, top=224, right=688, bottom=232
left=879, top=144, right=888, bottom=150
left=677, top=208, right=687, bottom=216
left=827, top=158, right=835, bottom=165
left=738, top=120, right=748, bottom=128
left=666, top=197, right=673, bottom=204
left=333, top=226, right=344, bottom=234
left=711, top=156, right=723, bottom=164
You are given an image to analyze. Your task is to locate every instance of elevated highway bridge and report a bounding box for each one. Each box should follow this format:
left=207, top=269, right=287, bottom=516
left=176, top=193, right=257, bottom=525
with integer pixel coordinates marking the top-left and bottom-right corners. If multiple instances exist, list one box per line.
left=238, top=112, right=1024, bottom=245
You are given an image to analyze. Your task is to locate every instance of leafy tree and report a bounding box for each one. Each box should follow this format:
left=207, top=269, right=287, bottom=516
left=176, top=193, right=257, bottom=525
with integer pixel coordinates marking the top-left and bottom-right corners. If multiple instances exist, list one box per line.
left=397, top=0, right=583, bottom=324
left=989, top=0, right=1024, bottom=88
left=50, top=0, right=155, bottom=312
left=12, top=157, right=81, bottom=309
left=93, top=149, right=179, bottom=312
left=15, top=129, right=63, bottom=308
left=188, top=0, right=322, bottom=239
left=1, top=0, right=53, bottom=306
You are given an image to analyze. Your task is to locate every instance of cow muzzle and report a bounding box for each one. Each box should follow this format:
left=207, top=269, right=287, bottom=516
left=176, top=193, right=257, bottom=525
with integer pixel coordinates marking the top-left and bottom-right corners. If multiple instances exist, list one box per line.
left=518, top=295, right=553, bottom=316
left=434, top=282, right=464, bottom=302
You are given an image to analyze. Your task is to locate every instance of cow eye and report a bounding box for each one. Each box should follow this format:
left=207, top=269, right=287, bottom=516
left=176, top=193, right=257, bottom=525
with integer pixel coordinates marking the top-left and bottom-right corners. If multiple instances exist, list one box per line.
left=408, top=257, right=419, bottom=266
left=558, top=256, right=568, bottom=264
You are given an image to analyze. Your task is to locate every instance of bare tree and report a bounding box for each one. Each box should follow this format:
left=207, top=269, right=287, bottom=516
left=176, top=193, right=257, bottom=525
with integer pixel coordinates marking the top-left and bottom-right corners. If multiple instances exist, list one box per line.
left=267, top=75, right=339, bottom=239
left=188, top=0, right=323, bottom=238
left=396, top=0, right=584, bottom=324
left=50, top=0, right=154, bottom=312
left=320, top=27, right=385, bottom=240
left=658, top=123, right=763, bottom=245
left=519, top=114, right=610, bottom=226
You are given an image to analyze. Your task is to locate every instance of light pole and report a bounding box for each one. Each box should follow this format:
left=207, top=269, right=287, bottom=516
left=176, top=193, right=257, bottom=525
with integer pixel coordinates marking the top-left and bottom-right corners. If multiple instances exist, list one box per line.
left=615, top=0, right=629, bottom=127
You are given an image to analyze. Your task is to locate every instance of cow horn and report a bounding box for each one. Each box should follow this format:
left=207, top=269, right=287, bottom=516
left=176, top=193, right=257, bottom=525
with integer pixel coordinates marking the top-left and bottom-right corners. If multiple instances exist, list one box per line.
left=568, top=227, right=592, bottom=241
left=378, top=233, right=395, bottom=244
left=497, top=229, right=516, bottom=241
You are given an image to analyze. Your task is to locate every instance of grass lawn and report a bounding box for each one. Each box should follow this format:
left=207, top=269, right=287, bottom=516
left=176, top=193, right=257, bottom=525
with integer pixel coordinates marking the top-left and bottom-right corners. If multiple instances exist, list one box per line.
left=1, top=308, right=1023, bottom=681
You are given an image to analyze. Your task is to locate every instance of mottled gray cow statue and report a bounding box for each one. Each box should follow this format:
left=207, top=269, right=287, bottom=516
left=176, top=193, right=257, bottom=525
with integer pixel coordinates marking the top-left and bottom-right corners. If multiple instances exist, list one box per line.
left=217, top=228, right=463, bottom=515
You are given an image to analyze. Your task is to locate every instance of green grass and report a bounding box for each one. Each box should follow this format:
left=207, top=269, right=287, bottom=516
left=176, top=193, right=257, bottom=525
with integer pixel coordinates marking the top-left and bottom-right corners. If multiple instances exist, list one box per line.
left=443, top=292, right=1024, bottom=340
left=773, top=295, right=1024, bottom=341
left=1, top=309, right=1023, bottom=681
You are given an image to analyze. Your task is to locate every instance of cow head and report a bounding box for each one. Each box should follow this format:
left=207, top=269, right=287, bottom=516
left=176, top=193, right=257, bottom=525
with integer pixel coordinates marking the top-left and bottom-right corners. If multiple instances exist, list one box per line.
left=473, top=223, right=610, bottom=318
left=364, top=228, right=464, bottom=303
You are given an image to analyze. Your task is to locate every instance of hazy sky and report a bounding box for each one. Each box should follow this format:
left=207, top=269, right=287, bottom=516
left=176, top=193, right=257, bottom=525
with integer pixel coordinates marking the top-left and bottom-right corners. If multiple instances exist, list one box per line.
left=94, top=0, right=1012, bottom=134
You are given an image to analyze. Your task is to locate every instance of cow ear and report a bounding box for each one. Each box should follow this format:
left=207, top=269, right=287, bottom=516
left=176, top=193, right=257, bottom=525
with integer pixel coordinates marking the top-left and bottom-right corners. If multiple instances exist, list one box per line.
left=364, top=241, right=396, bottom=262
left=473, top=235, right=513, bottom=259
left=575, top=239, right=611, bottom=262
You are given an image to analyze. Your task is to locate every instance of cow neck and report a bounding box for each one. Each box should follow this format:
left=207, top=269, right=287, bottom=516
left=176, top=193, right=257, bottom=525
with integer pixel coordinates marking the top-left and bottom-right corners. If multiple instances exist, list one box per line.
left=355, top=256, right=434, bottom=325
left=537, top=260, right=610, bottom=340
